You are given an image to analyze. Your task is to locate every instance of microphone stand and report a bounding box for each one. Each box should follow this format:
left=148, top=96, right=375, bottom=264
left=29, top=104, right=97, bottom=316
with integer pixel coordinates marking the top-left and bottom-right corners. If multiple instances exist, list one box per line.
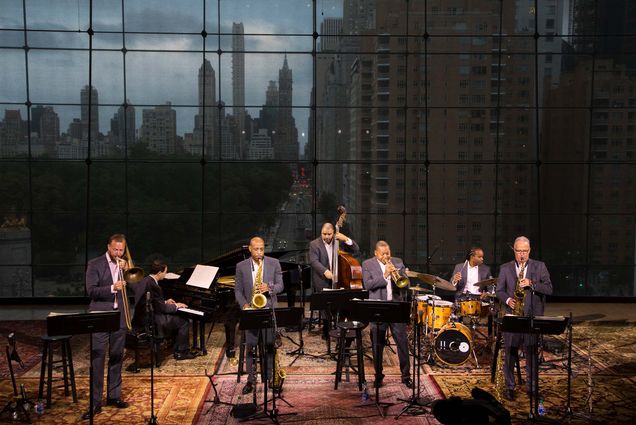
left=146, top=291, right=159, bottom=425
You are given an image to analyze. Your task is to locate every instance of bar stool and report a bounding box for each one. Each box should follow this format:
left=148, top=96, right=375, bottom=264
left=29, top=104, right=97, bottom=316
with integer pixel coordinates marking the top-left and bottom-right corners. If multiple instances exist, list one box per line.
left=334, top=320, right=366, bottom=391
left=38, top=335, right=77, bottom=408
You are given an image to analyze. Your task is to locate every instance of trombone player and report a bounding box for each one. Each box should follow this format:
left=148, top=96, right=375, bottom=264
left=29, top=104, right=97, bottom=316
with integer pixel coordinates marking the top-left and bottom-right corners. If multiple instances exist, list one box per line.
left=234, top=236, right=284, bottom=395
left=362, top=241, right=413, bottom=389
left=83, top=234, right=131, bottom=420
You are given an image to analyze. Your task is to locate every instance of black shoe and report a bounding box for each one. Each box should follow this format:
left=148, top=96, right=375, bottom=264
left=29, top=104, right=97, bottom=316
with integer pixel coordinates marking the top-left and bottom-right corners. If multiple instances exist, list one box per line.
left=402, top=377, right=414, bottom=389
left=106, top=398, right=129, bottom=408
left=242, top=382, right=254, bottom=395
left=81, top=406, right=102, bottom=420
left=174, top=351, right=197, bottom=361
left=504, top=389, right=515, bottom=401
left=226, top=347, right=236, bottom=358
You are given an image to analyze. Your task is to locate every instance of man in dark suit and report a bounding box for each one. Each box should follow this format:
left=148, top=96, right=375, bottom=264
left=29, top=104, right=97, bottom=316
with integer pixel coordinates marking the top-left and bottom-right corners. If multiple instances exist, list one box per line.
left=362, top=241, right=413, bottom=389
left=308, top=222, right=359, bottom=338
left=131, top=258, right=195, bottom=360
left=496, top=236, right=552, bottom=401
left=450, top=246, right=491, bottom=298
left=234, top=236, right=284, bottom=395
left=83, top=234, right=130, bottom=419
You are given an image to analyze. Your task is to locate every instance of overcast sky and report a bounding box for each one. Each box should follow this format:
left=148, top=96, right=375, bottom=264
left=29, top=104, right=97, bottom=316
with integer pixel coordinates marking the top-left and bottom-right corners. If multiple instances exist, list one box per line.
left=0, top=0, right=347, bottom=148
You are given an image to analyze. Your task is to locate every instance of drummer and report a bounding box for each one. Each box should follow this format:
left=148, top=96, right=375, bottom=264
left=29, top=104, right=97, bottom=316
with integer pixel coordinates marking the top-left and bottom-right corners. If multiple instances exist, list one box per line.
left=450, top=246, right=491, bottom=300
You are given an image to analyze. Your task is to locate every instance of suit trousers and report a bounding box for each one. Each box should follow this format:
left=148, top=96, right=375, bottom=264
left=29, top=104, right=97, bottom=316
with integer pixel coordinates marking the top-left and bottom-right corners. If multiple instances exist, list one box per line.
left=370, top=321, right=410, bottom=380
left=91, top=327, right=126, bottom=406
left=158, top=314, right=190, bottom=352
left=503, top=332, right=538, bottom=391
left=245, top=327, right=275, bottom=384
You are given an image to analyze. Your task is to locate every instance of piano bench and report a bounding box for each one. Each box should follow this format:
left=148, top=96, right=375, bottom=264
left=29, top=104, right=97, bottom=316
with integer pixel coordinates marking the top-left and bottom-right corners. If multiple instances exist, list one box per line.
left=125, top=330, right=167, bottom=373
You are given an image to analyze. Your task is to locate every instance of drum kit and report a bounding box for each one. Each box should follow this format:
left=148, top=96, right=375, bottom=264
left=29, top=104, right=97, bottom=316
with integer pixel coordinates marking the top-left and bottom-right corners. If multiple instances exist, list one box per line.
left=406, top=271, right=499, bottom=368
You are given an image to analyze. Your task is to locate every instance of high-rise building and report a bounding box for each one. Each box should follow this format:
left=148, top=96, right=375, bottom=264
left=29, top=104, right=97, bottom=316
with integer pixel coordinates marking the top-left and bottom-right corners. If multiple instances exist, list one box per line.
left=110, top=100, right=136, bottom=148
left=80, top=85, right=99, bottom=143
left=319, top=18, right=342, bottom=51
left=232, top=22, right=246, bottom=155
left=39, top=106, right=59, bottom=156
left=0, top=110, right=25, bottom=157
left=140, top=102, right=177, bottom=155
left=273, top=55, right=298, bottom=160
left=248, top=128, right=274, bottom=160
left=193, top=59, right=218, bottom=158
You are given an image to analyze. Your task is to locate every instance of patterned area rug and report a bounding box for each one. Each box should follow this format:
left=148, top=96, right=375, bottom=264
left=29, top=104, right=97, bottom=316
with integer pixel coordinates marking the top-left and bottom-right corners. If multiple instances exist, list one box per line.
left=2, top=319, right=636, bottom=424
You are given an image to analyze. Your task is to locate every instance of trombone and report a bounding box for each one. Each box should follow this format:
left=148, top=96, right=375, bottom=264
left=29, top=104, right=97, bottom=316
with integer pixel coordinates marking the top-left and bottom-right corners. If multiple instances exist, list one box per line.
left=116, top=244, right=145, bottom=331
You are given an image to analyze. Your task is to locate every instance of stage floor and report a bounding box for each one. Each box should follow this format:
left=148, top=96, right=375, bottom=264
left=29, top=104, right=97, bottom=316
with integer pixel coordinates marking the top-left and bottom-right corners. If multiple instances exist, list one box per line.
left=1, top=302, right=635, bottom=424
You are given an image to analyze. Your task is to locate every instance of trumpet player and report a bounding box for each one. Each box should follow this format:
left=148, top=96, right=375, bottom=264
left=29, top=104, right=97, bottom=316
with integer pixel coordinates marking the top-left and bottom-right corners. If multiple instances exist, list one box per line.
left=83, top=234, right=130, bottom=420
left=495, top=236, right=552, bottom=401
left=362, top=241, right=413, bottom=389
left=234, top=236, right=284, bottom=395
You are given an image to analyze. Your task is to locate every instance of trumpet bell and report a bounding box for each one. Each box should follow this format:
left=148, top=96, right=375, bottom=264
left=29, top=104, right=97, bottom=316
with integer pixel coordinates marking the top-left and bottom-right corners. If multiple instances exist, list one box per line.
left=124, top=267, right=145, bottom=284
left=395, top=276, right=410, bottom=289
left=252, top=293, right=267, bottom=309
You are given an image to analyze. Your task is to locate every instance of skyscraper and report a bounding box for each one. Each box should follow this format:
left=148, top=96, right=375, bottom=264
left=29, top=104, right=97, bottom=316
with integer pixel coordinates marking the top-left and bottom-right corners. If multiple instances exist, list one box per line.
left=273, top=55, right=298, bottom=160
left=80, top=85, right=99, bottom=143
left=194, top=59, right=218, bottom=158
left=110, top=100, right=136, bottom=148
left=140, top=102, right=177, bottom=155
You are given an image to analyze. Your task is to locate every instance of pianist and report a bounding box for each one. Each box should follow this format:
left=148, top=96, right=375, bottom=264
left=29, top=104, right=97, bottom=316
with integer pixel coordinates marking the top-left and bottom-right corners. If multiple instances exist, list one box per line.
left=132, top=258, right=196, bottom=361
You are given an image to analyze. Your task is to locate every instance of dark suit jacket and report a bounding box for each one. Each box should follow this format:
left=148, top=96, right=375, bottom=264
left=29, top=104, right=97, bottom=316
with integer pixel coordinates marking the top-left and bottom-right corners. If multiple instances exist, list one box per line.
left=496, top=259, right=552, bottom=317
left=452, top=262, right=491, bottom=297
left=234, top=256, right=284, bottom=309
left=86, top=253, right=126, bottom=329
left=309, top=236, right=360, bottom=291
left=131, top=275, right=178, bottom=330
left=362, top=257, right=408, bottom=302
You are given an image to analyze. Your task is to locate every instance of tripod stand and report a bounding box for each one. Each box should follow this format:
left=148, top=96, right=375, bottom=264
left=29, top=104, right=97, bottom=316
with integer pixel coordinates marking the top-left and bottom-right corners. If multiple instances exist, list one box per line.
left=396, top=309, right=432, bottom=418
left=0, top=333, right=32, bottom=424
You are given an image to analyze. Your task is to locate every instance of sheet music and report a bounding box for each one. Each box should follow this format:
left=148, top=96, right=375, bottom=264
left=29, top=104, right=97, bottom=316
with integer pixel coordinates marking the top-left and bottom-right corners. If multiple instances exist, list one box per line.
left=185, top=264, right=218, bottom=289
left=178, top=307, right=205, bottom=316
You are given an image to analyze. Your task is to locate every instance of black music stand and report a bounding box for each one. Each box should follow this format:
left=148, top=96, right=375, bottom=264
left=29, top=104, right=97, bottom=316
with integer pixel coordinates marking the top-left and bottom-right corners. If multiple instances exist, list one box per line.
left=238, top=308, right=291, bottom=425
left=349, top=300, right=411, bottom=418
left=47, top=311, right=120, bottom=425
left=310, top=289, right=368, bottom=356
left=500, top=314, right=569, bottom=423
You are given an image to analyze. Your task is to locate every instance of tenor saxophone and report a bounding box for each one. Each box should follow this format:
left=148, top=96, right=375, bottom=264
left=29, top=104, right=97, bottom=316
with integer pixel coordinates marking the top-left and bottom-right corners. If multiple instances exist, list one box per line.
left=512, top=262, right=527, bottom=316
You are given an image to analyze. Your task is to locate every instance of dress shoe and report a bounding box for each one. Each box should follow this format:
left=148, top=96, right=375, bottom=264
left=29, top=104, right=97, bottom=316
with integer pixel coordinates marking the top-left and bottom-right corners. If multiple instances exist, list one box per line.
left=242, top=382, right=254, bottom=395
left=374, top=374, right=385, bottom=388
left=174, top=350, right=197, bottom=361
left=81, top=406, right=102, bottom=420
left=226, top=347, right=236, bottom=358
left=402, top=377, right=414, bottom=389
left=504, top=389, right=515, bottom=401
left=106, top=398, right=129, bottom=408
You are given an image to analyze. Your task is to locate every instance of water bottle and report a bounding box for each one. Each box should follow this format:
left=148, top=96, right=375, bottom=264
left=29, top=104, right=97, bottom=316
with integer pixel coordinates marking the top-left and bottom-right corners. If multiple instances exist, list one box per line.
left=35, top=399, right=44, bottom=416
left=361, top=383, right=369, bottom=402
left=537, top=397, right=545, bottom=416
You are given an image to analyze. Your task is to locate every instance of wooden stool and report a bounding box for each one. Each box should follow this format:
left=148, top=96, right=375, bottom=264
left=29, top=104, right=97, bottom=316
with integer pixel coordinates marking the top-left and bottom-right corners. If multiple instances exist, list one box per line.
left=38, top=335, right=77, bottom=408
left=334, top=321, right=366, bottom=391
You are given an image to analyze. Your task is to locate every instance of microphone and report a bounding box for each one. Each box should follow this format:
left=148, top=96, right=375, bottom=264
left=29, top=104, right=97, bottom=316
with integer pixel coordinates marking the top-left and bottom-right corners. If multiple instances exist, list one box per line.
left=8, top=333, right=24, bottom=368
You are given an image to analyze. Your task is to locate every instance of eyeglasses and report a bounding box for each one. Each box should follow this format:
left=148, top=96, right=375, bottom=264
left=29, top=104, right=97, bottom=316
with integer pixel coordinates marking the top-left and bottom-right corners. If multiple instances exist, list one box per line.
left=514, top=249, right=530, bottom=253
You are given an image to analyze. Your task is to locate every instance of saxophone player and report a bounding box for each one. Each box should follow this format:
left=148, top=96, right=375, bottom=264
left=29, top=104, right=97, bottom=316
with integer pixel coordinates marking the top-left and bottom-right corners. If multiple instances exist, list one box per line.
left=234, top=236, right=284, bottom=395
left=495, top=236, right=552, bottom=401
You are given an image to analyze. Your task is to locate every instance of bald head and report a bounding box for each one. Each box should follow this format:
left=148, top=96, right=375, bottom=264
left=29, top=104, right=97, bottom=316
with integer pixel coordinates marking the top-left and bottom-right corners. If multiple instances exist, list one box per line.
left=249, top=237, right=265, bottom=262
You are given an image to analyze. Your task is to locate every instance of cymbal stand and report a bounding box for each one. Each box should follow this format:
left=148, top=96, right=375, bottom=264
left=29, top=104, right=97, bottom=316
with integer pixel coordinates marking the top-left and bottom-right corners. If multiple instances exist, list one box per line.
left=396, top=308, right=432, bottom=418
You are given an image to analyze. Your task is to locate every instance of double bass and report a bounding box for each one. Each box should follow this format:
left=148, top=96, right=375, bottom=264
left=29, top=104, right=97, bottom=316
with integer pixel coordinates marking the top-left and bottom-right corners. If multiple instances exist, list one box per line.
left=331, top=206, right=363, bottom=290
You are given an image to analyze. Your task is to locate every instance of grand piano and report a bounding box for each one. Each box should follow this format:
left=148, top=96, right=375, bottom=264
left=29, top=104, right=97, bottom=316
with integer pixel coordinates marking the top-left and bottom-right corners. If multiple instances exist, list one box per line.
left=159, top=246, right=311, bottom=354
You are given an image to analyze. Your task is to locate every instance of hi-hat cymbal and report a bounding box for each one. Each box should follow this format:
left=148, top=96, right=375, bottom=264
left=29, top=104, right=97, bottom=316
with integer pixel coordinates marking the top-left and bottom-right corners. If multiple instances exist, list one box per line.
left=474, top=277, right=498, bottom=289
left=406, top=271, right=456, bottom=292
left=408, top=285, right=431, bottom=293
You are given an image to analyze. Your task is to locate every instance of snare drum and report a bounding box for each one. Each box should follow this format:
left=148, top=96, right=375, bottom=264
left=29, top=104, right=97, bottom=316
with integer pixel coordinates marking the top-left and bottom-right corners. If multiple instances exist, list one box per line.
left=416, top=295, right=440, bottom=324
left=458, top=295, right=481, bottom=317
left=434, top=322, right=473, bottom=366
left=426, top=300, right=453, bottom=330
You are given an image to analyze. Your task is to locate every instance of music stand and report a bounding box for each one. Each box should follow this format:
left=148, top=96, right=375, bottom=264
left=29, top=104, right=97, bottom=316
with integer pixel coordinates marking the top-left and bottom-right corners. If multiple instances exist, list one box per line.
left=310, top=289, right=368, bottom=356
left=47, top=311, right=120, bottom=425
left=238, top=308, right=287, bottom=425
left=500, top=314, right=569, bottom=423
left=349, top=300, right=411, bottom=418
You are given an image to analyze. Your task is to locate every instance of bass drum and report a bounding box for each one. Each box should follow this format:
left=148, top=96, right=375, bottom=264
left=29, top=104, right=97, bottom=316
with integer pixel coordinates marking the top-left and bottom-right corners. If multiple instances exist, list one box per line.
left=434, top=322, right=472, bottom=366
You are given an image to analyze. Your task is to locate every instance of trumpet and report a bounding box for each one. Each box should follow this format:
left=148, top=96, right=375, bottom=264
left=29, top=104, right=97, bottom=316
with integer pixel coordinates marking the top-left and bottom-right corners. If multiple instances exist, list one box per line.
left=384, top=258, right=409, bottom=289
left=116, top=244, right=145, bottom=330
